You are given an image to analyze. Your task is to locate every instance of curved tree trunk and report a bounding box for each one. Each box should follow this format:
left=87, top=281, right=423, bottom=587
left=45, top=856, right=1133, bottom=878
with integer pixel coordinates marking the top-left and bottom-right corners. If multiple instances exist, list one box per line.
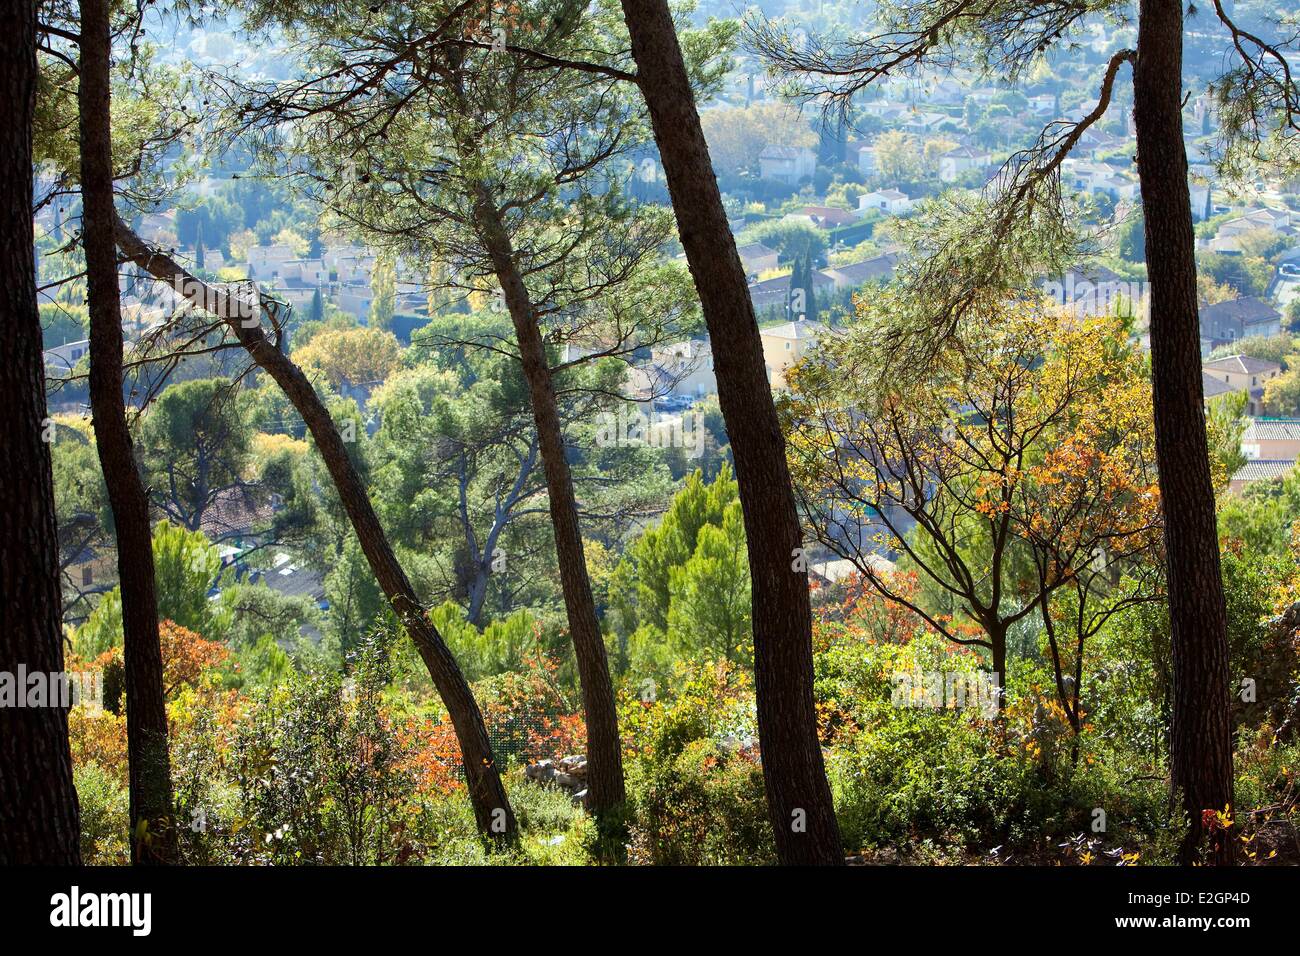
left=1133, top=0, right=1235, bottom=865
left=79, top=0, right=176, bottom=865
left=0, top=0, right=82, bottom=865
left=472, top=191, right=627, bottom=828
left=113, top=220, right=517, bottom=842
left=620, top=0, right=843, bottom=865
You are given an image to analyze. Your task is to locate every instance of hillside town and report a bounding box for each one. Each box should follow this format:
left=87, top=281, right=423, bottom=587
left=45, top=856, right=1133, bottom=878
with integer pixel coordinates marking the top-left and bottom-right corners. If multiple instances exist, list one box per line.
left=7, top=0, right=1300, bottom=888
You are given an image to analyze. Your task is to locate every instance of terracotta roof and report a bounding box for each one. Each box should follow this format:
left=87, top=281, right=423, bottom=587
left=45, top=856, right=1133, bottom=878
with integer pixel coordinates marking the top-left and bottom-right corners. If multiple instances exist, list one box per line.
left=199, top=486, right=274, bottom=542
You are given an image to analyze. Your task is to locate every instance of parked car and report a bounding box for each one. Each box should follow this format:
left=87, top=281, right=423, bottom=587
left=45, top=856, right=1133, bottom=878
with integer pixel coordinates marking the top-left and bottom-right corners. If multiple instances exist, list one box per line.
left=655, top=394, right=694, bottom=412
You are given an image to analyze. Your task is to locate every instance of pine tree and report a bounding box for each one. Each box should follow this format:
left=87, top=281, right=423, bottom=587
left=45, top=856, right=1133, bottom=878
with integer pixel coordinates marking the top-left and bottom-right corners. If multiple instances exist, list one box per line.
left=621, top=0, right=845, bottom=865
left=368, top=252, right=396, bottom=329
left=0, top=0, right=82, bottom=865
left=80, top=0, right=177, bottom=863
left=309, top=285, right=324, bottom=324
left=805, top=256, right=819, bottom=324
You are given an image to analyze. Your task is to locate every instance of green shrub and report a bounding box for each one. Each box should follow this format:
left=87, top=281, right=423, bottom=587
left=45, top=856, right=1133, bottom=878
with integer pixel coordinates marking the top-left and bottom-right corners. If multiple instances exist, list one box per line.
left=74, top=762, right=130, bottom=865
left=627, top=739, right=775, bottom=865
left=231, top=638, right=414, bottom=864
left=620, top=661, right=774, bottom=865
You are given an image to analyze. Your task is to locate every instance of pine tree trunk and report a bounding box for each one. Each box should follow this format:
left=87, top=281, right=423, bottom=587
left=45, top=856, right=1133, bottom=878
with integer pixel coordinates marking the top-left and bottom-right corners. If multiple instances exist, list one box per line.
left=0, top=0, right=83, bottom=865
left=620, top=0, right=843, bottom=865
left=1132, top=0, right=1235, bottom=865
left=79, top=0, right=177, bottom=865
left=472, top=191, right=627, bottom=829
left=113, top=221, right=518, bottom=842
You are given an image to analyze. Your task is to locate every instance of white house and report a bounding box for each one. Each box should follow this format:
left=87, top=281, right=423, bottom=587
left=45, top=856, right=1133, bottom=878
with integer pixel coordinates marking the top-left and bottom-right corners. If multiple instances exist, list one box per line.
left=857, top=145, right=877, bottom=178
left=44, top=339, right=89, bottom=375
left=758, top=145, right=817, bottom=185
left=858, top=189, right=914, bottom=216
left=1028, top=93, right=1057, bottom=115
left=902, top=110, right=950, bottom=134
left=938, top=146, right=993, bottom=184
left=1062, top=159, right=1139, bottom=202
left=630, top=339, right=716, bottom=400
left=1215, top=207, right=1294, bottom=243
left=1189, top=183, right=1213, bottom=222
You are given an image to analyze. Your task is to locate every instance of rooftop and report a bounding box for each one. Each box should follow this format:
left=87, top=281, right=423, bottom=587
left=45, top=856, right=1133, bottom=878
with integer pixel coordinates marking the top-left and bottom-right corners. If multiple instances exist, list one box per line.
left=1202, top=372, right=1235, bottom=399
left=824, top=253, right=900, bottom=285
left=1242, top=419, right=1300, bottom=442
left=1232, top=460, right=1295, bottom=483
left=762, top=320, right=826, bottom=341
left=1201, top=296, right=1282, bottom=326
left=1203, top=354, right=1282, bottom=375
left=759, top=144, right=814, bottom=160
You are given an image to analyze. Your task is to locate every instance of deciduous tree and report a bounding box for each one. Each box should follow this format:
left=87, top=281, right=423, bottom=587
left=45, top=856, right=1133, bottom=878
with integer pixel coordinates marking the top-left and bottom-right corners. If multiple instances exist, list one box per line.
left=748, top=0, right=1300, bottom=865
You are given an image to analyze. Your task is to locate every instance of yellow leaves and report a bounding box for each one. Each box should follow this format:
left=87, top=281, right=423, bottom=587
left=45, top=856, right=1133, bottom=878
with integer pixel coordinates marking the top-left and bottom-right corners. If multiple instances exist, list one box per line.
left=252, top=431, right=309, bottom=466
left=294, top=326, right=402, bottom=390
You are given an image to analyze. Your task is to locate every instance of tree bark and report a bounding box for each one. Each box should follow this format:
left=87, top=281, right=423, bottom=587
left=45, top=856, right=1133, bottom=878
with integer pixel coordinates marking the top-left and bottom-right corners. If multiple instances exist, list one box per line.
left=0, top=0, right=83, bottom=866
left=472, top=191, right=627, bottom=827
left=113, top=219, right=518, bottom=842
left=990, top=629, right=1007, bottom=713
left=79, top=0, right=177, bottom=865
left=620, top=0, right=843, bottom=864
left=1133, top=0, right=1235, bottom=865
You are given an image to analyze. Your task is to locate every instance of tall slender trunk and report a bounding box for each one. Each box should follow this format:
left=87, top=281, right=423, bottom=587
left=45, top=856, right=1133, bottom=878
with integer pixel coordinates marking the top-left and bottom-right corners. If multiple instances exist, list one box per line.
left=0, top=0, right=82, bottom=865
left=620, top=0, right=843, bottom=864
left=472, top=191, right=627, bottom=827
left=113, top=220, right=517, bottom=842
left=79, top=0, right=176, bottom=865
left=1133, top=0, right=1235, bottom=865
left=990, top=628, right=1008, bottom=713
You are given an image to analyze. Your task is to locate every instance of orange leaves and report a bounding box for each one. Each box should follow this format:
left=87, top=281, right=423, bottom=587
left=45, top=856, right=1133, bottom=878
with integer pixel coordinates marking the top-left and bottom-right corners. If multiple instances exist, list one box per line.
left=527, top=713, right=586, bottom=761
left=159, top=620, right=233, bottom=697
left=393, top=716, right=466, bottom=798
left=814, top=569, right=935, bottom=647
left=67, top=705, right=128, bottom=784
